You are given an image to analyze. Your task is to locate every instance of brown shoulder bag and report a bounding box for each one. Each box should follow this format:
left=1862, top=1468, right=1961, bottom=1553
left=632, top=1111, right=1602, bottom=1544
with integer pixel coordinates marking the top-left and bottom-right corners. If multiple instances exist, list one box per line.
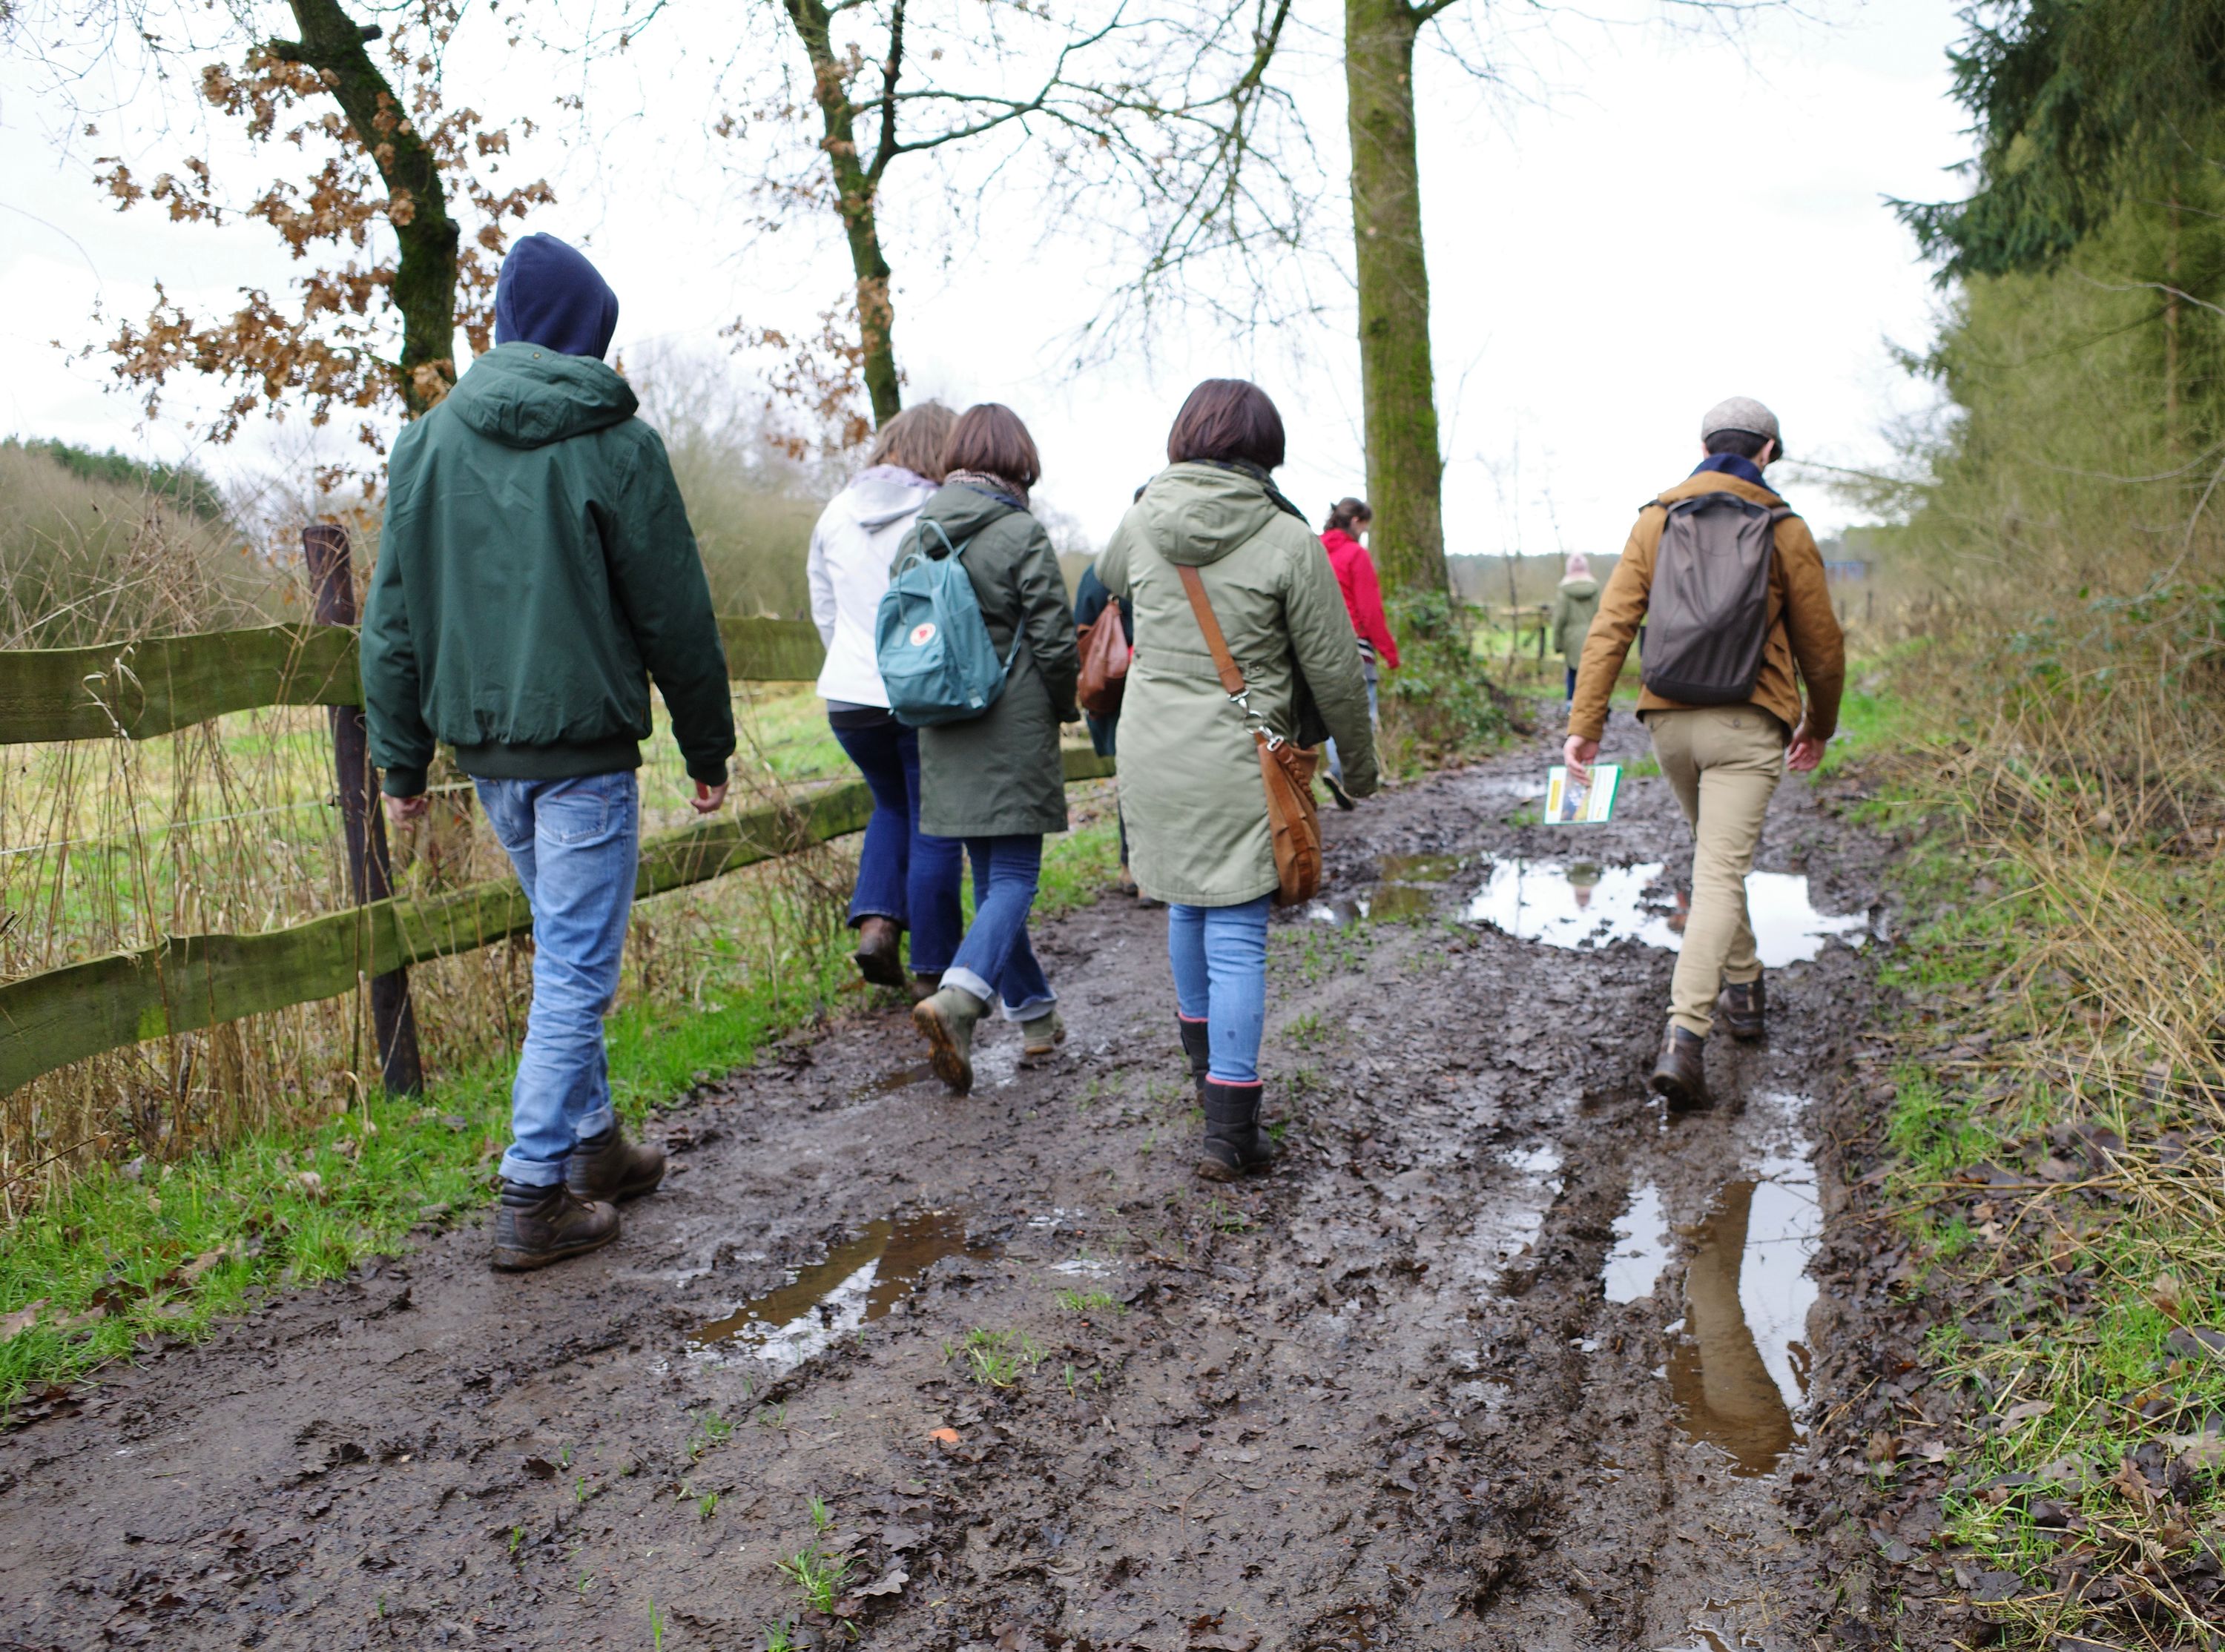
left=1176, top=564, right=1322, bottom=906
left=1076, top=600, right=1131, bottom=719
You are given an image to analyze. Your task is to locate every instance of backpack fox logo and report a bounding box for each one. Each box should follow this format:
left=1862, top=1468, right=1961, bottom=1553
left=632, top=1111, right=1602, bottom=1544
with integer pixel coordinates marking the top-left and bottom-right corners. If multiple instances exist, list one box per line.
left=909, top=621, right=937, bottom=648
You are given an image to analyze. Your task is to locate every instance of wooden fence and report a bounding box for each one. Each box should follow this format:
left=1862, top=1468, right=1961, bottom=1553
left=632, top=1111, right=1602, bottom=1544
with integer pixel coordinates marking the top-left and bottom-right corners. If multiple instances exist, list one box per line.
left=0, top=530, right=1113, bottom=1099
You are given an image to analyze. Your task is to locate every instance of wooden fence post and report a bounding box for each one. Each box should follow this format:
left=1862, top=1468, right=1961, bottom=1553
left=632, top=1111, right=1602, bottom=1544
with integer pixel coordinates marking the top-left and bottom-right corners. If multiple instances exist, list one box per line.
left=303, top=523, right=425, bottom=1097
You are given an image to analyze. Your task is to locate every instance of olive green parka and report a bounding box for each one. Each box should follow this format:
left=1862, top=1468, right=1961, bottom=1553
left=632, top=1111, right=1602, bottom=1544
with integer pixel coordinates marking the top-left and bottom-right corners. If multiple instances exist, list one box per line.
left=904, top=482, right=1080, bottom=839
left=1097, top=463, right=1378, bottom=907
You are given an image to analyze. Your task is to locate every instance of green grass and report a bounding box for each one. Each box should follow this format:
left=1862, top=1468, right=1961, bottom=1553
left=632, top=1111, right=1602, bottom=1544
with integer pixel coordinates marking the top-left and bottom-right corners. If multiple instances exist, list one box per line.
left=0, top=803, right=1123, bottom=1413
left=1055, top=1287, right=1121, bottom=1315
left=954, top=1326, right=1044, bottom=1387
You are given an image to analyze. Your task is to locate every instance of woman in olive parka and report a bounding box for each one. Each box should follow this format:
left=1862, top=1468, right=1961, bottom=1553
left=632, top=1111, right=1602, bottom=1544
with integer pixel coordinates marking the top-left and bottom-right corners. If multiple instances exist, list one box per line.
left=1097, top=380, right=1379, bottom=1179
left=907, top=404, right=1081, bottom=1096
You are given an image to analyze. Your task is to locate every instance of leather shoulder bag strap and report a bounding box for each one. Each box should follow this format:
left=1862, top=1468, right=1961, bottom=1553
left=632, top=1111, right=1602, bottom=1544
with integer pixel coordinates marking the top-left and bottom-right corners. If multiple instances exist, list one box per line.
left=1176, top=564, right=1249, bottom=699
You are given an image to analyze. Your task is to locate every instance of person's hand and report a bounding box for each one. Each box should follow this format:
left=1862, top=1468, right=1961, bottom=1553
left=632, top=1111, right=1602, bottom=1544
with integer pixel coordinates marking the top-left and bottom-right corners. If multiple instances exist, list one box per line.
left=1784, top=722, right=1827, bottom=773
left=1563, top=735, right=1599, bottom=784
left=691, top=779, right=730, bottom=816
left=383, top=793, right=429, bottom=827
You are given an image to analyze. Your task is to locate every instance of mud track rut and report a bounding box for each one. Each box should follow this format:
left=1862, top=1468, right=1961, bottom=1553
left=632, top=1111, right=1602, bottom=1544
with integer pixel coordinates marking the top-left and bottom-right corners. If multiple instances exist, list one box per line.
left=0, top=725, right=1890, bottom=1652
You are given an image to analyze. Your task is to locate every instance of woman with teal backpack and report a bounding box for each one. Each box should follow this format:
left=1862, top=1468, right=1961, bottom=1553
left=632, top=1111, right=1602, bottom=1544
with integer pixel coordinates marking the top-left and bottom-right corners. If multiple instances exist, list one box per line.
left=903, top=405, right=1081, bottom=1095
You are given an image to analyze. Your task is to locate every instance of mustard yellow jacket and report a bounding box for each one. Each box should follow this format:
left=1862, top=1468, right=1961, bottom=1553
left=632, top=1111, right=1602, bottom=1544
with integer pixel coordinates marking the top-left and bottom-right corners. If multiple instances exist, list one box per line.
left=1569, top=471, right=1845, bottom=744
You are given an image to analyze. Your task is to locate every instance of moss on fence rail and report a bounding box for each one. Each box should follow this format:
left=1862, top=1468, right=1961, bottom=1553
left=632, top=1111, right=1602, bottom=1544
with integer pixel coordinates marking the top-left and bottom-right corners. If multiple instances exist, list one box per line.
left=0, top=615, right=829, bottom=745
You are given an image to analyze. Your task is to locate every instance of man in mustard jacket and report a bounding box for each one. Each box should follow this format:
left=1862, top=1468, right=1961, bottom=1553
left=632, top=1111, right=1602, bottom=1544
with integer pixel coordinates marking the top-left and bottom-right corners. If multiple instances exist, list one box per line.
left=1563, top=397, right=1845, bottom=1108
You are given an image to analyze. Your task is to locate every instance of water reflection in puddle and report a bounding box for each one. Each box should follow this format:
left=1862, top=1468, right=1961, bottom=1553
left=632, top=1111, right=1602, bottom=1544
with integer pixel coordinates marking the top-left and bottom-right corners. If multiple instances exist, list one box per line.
left=1672, top=1147, right=1821, bottom=1476
left=1463, top=859, right=1866, bottom=968
left=1305, top=853, right=1469, bottom=925
left=689, top=1211, right=995, bottom=1371
left=1604, top=1183, right=1671, bottom=1304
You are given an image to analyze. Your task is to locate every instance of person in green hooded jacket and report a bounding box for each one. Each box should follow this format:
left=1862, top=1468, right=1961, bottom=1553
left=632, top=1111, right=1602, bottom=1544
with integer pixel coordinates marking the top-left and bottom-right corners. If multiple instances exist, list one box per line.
left=1097, top=379, right=1379, bottom=1180
left=1548, top=552, right=1603, bottom=706
left=362, top=234, right=734, bottom=1273
left=906, top=404, right=1082, bottom=1097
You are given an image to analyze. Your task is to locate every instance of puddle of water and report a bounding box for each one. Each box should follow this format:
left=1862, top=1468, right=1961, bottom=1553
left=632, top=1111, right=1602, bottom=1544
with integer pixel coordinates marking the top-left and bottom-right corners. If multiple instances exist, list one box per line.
left=1049, top=1258, right=1115, bottom=1278
left=690, top=1212, right=994, bottom=1370
left=1305, top=852, right=1467, bottom=926
left=1670, top=1148, right=1821, bottom=1476
left=1463, top=859, right=1866, bottom=967
left=1464, top=859, right=1678, bottom=949
left=1603, top=1183, right=1671, bottom=1304
left=860, top=1063, right=935, bottom=1095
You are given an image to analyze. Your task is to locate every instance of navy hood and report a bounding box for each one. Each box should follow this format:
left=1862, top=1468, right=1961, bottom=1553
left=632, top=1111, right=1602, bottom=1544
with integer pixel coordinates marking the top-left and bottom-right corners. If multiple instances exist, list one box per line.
left=493, top=234, right=619, bottom=359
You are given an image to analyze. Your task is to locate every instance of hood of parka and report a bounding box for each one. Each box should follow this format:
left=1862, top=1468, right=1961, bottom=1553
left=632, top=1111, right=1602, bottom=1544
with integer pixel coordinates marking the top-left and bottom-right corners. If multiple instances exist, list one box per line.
left=1133, top=462, right=1284, bottom=567
left=914, top=478, right=1021, bottom=547
left=1558, top=575, right=1600, bottom=599
left=444, top=343, right=640, bottom=451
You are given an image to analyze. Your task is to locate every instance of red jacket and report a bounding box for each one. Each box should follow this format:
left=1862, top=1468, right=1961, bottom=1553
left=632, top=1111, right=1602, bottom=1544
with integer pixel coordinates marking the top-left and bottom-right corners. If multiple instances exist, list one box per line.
left=1319, top=529, right=1400, bottom=670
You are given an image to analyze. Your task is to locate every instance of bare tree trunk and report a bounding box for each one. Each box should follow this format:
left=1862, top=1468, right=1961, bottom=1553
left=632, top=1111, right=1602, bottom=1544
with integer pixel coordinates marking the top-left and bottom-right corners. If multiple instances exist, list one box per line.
left=782, top=0, right=904, bottom=426
left=272, top=0, right=460, bottom=415
left=1344, top=0, right=1448, bottom=596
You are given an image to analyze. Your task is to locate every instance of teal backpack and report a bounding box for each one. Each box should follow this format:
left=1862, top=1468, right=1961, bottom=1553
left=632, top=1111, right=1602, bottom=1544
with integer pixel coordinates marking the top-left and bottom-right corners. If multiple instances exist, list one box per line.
left=874, top=519, right=1021, bottom=727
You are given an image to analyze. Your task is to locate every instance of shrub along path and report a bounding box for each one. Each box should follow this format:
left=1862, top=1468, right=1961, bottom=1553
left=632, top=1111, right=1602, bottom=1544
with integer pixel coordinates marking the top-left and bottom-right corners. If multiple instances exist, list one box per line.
left=0, top=724, right=1891, bottom=1651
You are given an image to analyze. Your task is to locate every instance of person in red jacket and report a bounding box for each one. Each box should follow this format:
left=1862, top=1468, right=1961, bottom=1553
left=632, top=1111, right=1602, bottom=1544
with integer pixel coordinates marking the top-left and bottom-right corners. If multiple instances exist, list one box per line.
left=1319, top=498, right=1399, bottom=807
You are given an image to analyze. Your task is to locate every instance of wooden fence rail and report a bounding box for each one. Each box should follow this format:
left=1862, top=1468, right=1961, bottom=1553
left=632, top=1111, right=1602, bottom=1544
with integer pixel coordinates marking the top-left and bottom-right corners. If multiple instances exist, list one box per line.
left=0, top=615, right=832, bottom=746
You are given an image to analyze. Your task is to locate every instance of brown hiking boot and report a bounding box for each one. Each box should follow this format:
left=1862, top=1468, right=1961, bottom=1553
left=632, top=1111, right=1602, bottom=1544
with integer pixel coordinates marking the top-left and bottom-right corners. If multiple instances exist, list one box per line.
left=1649, top=1025, right=1710, bottom=1111
left=852, top=916, right=906, bottom=988
left=913, top=985, right=987, bottom=1095
left=1717, top=977, right=1767, bottom=1042
left=491, top=1182, right=620, bottom=1272
left=908, top=972, right=940, bottom=1005
left=566, top=1123, right=665, bottom=1203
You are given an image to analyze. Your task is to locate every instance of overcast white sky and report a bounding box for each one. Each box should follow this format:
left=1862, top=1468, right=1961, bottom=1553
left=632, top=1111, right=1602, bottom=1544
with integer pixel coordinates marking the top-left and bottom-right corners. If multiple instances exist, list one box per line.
left=0, top=0, right=1967, bottom=558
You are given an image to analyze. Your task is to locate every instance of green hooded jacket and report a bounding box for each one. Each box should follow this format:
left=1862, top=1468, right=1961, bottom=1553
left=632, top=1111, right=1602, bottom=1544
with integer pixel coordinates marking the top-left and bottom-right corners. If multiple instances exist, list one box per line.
left=1097, top=463, right=1379, bottom=907
left=362, top=343, right=735, bottom=797
left=907, top=482, right=1081, bottom=839
left=1549, top=574, right=1601, bottom=671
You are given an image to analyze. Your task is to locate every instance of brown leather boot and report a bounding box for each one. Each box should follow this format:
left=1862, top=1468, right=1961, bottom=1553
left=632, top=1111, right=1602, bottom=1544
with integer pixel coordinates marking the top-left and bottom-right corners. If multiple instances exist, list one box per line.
left=1717, top=977, right=1767, bottom=1042
left=566, top=1123, right=666, bottom=1203
left=908, top=972, right=940, bottom=1005
left=1649, top=1026, right=1710, bottom=1111
left=491, top=1182, right=620, bottom=1272
left=852, top=916, right=906, bottom=988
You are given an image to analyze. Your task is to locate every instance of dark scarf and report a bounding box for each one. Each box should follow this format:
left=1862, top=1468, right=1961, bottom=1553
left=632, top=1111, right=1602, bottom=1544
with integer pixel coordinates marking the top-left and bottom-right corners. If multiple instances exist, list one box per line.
left=946, top=469, right=1030, bottom=511
left=1692, top=452, right=1769, bottom=489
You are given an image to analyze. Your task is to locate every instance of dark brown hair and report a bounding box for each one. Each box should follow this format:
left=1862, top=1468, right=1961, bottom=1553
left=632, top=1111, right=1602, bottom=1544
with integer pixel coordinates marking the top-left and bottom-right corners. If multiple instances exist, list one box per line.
left=941, top=403, right=1041, bottom=488
left=1166, top=378, right=1285, bottom=471
left=1325, top=497, right=1371, bottom=533
left=868, top=401, right=957, bottom=480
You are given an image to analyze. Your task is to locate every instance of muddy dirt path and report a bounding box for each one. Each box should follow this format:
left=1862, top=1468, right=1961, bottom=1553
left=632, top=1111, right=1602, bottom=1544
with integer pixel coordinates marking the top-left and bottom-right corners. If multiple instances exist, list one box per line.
left=0, top=725, right=1891, bottom=1652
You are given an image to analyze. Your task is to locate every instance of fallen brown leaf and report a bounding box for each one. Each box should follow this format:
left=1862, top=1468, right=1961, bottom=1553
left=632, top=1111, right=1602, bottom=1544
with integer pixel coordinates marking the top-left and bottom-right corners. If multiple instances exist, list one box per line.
left=0, top=1298, right=47, bottom=1341
left=927, top=1427, right=960, bottom=1445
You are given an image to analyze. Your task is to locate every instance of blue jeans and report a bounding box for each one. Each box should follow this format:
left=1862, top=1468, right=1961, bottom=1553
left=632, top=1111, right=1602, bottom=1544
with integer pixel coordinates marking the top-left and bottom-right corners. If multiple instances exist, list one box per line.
left=1326, top=660, right=1380, bottom=784
left=943, top=835, right=1055, bottom=1020
left=474, top=772, right=640, bottom=1186
left=1167, top=896, right=1271, bottom=1084
left=831, top=716, right=963, bottom=975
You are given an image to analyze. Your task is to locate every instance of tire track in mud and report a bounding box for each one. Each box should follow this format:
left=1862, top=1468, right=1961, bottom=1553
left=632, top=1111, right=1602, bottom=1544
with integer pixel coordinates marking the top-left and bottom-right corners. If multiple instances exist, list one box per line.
left=0, top=724, right=1890, bottom=1651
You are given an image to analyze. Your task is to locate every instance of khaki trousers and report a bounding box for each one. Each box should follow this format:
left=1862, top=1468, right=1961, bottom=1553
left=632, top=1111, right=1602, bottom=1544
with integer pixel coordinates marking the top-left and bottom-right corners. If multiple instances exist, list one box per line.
left=1648, top=707, right=1784, bottom=1039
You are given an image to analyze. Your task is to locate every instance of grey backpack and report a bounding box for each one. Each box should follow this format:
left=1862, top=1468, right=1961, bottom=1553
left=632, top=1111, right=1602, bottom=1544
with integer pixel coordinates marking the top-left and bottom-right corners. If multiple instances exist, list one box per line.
left=1638, top=492, right=1790, bottom=705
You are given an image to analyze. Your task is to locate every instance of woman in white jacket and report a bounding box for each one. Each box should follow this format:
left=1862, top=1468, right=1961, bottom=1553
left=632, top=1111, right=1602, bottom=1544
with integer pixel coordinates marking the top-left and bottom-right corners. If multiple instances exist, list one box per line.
left=808, top=402, right=963, bottom=997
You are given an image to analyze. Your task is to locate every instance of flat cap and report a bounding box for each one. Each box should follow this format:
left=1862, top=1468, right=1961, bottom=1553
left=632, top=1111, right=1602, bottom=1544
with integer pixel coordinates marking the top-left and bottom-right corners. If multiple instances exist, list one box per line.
left=1701, top=396, right=1782, bottom=457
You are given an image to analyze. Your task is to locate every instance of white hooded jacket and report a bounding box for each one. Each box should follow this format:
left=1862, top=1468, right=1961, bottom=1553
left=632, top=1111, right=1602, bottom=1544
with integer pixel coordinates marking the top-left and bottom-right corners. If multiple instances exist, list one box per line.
left=807, top=465, right=938, bottom=707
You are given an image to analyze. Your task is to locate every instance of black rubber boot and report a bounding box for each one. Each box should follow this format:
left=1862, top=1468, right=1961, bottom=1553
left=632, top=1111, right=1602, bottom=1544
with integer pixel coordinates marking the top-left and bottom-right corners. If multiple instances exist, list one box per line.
left=566, top=1123, right=666, bottom=1203
left=1198, top=1079, right=1273, bottom=1182
left=491, top=1181, right=620, bottom=1272
left=1177, top=1017, right=1210, bottom=1101
left=1716, top=977, right=1767, bottom=1042
left=1649, top=1025, right=1711, bottom=1111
